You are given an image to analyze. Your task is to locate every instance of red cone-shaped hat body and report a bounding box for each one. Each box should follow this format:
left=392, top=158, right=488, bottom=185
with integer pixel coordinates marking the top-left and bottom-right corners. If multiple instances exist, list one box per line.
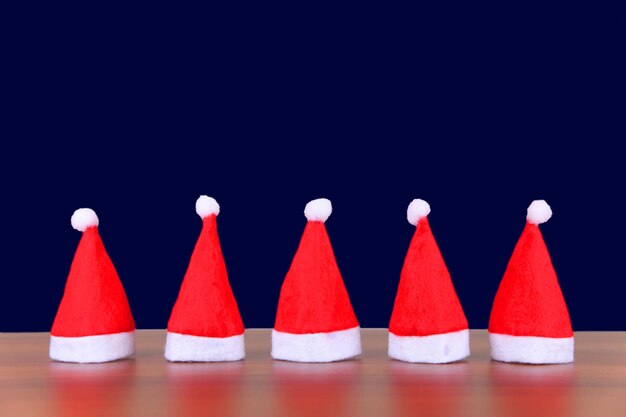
left=389, top=218, right=468, bottom=336
left=51, top=227, right=135, bottom=337
left=489, top=223, right=572, bottom=338
left=168, top=215, right=244, bottom=338
left=274, top=221, right=359, bottom=334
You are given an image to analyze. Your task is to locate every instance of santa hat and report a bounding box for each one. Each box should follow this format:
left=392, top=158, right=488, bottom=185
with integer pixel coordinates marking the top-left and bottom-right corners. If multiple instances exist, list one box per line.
left=50, top=209, right=135, bottom=363
left=388, top=199, right=470, bottom=364
left=165, top=196, right=245, bottom=362
left=272, top=198, right=361, bottom=362
left=489, top=200, right=574, bottom=364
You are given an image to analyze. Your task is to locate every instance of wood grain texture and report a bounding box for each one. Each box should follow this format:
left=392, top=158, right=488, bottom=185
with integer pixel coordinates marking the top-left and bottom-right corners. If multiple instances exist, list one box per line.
left=1, top=330, right=625, bottom=417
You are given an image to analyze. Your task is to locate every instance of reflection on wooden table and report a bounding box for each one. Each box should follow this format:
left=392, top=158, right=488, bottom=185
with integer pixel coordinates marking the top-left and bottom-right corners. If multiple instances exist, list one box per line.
left=1, top=329, right=625, bottom=417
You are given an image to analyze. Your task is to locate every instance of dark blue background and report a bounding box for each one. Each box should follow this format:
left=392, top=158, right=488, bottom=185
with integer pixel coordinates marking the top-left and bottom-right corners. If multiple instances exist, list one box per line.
left=2, top=5, right=625, bottom=331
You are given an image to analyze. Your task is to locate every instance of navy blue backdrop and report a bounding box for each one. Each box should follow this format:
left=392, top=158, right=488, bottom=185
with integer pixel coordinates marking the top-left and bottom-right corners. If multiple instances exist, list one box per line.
left=2, top=5, right=624, bottom=331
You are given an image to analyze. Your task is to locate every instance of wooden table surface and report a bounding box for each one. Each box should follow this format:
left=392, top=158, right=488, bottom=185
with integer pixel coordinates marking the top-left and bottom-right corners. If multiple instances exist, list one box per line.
left=1, top=329, right=625, bottom=417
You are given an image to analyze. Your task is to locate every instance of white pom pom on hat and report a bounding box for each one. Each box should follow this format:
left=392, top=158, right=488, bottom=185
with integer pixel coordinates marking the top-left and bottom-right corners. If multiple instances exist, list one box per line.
left=407, top=199, right=431, bottom=226
left=304, top=198, right=332, bottom=222
left=196, top=195, right=220, bottom=218
left=71, top=208, right=99, bottom=232
left=526, top=200, right=552, bottom=224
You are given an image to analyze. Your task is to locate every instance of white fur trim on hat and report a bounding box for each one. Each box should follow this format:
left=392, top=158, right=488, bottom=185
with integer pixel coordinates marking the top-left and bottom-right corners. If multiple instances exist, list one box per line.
left=165, top=332, right=245, bottom=362
left=388, top=329, right=470, bottom=363
left=304, top=198, right=332, bottom=222
left=489, top=332, right=574, bottom=364
left=271, top=326, right=362, bottom=362
left=196, top=195, right=220, bottom=218
left=50, top=331, right=135, bottom=363
left=71, top=208, right=99, bottom=232
left=526, top=200, right=552, bottom=224
left=407, top=199, right=431, bottom=226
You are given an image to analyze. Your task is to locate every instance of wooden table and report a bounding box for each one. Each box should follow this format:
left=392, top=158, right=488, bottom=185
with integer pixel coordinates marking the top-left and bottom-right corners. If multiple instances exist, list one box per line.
left=1, top=330, right=625, bottom=417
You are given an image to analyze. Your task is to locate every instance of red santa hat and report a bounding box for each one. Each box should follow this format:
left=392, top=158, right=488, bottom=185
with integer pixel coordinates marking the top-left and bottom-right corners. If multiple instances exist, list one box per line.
left=388, top=199, right=470, bottom=363
left=165, top=196, right=245, bottom=362
left=272, top=198, right=361, bottom=362
left=489, top=200, right=574, bottom=364
left=50, top=209, right=136, bottom=363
